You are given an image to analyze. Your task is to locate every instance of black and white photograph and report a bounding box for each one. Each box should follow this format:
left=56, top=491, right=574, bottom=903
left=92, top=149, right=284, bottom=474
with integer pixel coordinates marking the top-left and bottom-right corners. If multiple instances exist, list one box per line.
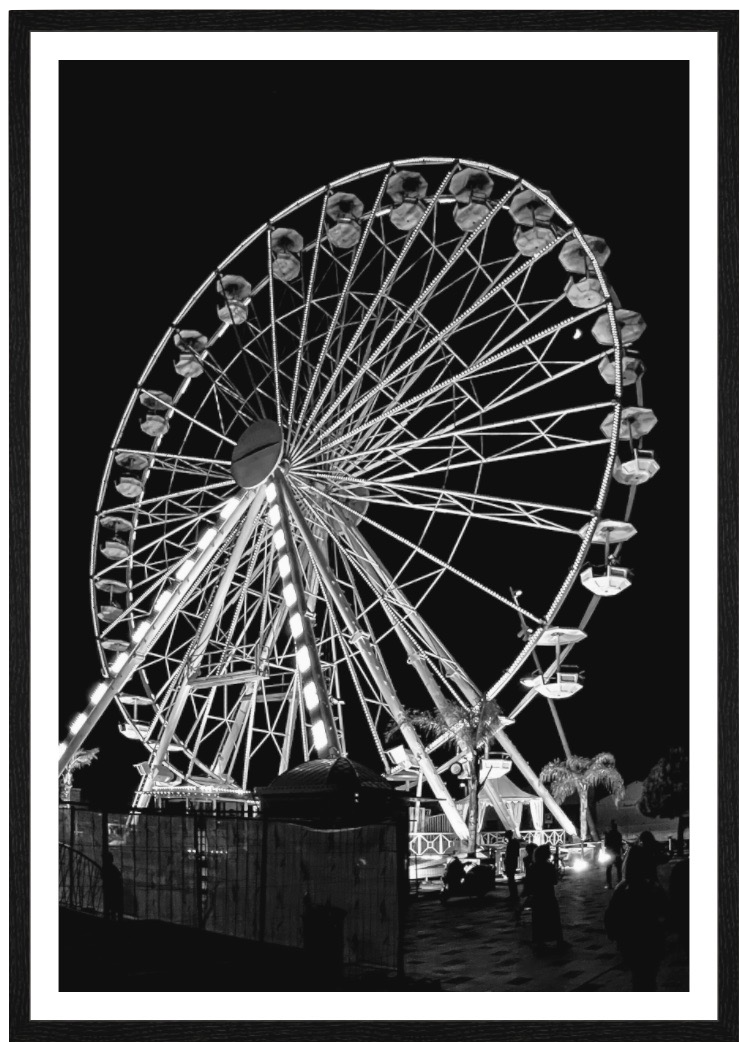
left=10, top=7, right=737, bottom=1043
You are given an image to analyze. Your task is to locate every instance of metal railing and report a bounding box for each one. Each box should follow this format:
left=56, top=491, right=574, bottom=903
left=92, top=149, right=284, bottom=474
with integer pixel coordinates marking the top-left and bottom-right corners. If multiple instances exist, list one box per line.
left=408, top=828, right=566, bottom=858
left=59, top=842, right=103, bottom=913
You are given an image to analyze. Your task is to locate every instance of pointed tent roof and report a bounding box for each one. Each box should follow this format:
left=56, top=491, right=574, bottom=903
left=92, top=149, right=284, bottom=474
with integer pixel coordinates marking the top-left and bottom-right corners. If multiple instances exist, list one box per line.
left=479, top=774, right=539, bottom=802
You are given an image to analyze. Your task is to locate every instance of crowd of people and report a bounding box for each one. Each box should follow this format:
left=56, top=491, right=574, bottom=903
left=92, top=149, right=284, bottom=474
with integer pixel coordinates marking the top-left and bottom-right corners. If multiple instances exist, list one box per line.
left=487, top=824, right=689, bottom=989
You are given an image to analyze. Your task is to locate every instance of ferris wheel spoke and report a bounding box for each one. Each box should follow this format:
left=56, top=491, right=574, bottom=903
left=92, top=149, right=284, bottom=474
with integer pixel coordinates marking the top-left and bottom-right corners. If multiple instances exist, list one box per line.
left=299, top=166, right=460, bottom=437
left=301, top=399, right=611, bottom=485
left=113, top=449, right=232, bottom=473
left=335, top=478, right=591, bottom=535
left=332, top=539, right=471, bottom=750
left=297, top=185, right=521, bottom=454
left=297, top=317, right=607, bottom=470
left=364, top=345, right=608, bottom=465
left=142, top=388, right=239, bottom=449
left=288, top=189, right=330, bottom=428
left=193, top=350, right=255, bottom=425
left=293, top=165, right=397, bottom=438
left=312, top=291, right=591, bottom=459
left=305, top=216, right=567, bottom=447
left=301, top=480, right=544, bottom=625
left=335, top=524, right=487, bottom=720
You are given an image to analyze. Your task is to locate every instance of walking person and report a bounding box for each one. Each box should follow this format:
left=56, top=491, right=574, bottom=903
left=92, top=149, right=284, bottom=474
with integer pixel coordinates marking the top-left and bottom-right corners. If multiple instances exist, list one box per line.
left=604, top=843, right=668, bottom=990
left=604, top=819, right=624, bottom=888
left=102, top=850, right=124, bottom=921
left=502, top=830, right=522, bottom=909
left=524, top=843, right=566, bottom=953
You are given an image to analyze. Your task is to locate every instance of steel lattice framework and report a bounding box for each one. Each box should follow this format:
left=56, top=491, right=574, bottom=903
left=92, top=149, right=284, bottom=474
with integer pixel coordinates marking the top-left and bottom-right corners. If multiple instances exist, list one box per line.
left=59, top=158, right=654, bottom=838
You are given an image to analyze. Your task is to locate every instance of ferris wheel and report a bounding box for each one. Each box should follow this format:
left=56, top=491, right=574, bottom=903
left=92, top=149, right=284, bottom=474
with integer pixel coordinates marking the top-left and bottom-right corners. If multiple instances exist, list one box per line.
left=59, top=158, right=656, bottom=838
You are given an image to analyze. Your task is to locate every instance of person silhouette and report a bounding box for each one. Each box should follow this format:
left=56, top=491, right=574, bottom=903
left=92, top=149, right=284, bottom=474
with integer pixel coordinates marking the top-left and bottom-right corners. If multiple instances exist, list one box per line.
left=626, top=830, right=661, bottom=882
left=524, top=843, right=565, bottom=952
left=502, top=830, right=523, bottom=908
left=604, top=843, right=668, bottom=990
left=102, top=850, right=124, bottom=921
left=604, top=819, right=624, bottom=888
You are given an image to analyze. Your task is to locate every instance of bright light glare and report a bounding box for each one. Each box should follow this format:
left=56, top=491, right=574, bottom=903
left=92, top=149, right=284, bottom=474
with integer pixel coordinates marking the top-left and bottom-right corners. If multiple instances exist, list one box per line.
left=265, top=482, right=277, bottom=502
left=273, top=530, right=286, bottom=551
left=303, top=682, right=319, bottom=710
left=58, top=742, right=67, bottom=759
left=69, top=712, right=87, bottom=735
left=278, top=555, right=291, bottom=578
left=296, top=646, right=311, bottom=673
left=311, top=721, right=327, bottom=751
left=175, top=558, right=196, bottom=581
left=289, top=613, right=304, bottom=638
left=219, top=497, right=240, bottom=520
left=597, top=850, right=612, bottom=865
left=282, top=583, right=297, bottom=607
left=154, top=590, right=173, bottom=612
left=132, top=620, right=151, bottom=643
left=572, top=857, right=589, bottom=872
left=269, top=505, right=281, bottom=526
left=110, top=652, right=128, bottom=674
left=89, top=681, right=108, bottom=704
left=197, top=527, right=217, bottom=550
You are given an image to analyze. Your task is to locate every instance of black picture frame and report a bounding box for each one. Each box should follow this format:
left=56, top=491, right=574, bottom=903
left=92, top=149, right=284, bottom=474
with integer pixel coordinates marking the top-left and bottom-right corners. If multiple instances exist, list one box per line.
left=9, top=8, right=737, bottom=1042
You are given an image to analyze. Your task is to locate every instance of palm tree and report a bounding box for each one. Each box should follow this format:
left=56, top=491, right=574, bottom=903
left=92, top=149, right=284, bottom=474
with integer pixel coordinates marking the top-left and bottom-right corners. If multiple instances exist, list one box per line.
left=59, top=747, right=99, bottom=802
left=386, top=698, right=507, bottom=856
left=540, top=752, right=625, bottom=841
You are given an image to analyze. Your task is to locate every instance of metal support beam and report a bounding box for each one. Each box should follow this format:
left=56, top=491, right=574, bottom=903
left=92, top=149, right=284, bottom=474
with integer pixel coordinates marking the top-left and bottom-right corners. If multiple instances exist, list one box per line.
left=284, top=482, right=469, bottom=841
left=58, top=487, right=262, bottom=774
left=133, top=489, right=265, bottom=809
left=493, top=727, right=577, bottom=837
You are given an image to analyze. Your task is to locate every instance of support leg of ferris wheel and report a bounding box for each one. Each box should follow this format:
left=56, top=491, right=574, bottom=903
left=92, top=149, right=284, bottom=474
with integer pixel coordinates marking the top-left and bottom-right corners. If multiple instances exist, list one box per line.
left=343, top=525, right=485, bottom=708
left=345, top=523, right=577, bottom=838
left=279, top=474, right=470, bottom=842
left=340, top=523, right=474, bottom=755
left=132, top=489, right=266, bottom=813
left=212, top=549, right=316, bottom=781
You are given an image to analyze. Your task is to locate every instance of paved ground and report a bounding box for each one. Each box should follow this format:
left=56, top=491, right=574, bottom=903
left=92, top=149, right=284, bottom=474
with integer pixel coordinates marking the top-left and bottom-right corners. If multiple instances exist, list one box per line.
left=403, top=860, right=688, bottom=992
left=60, top=861, right=688, bottom=993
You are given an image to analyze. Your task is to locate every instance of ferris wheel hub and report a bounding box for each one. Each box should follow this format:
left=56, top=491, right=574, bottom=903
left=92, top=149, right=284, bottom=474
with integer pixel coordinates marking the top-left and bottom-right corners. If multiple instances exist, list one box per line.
left=230, top=418, right=284, bottom=488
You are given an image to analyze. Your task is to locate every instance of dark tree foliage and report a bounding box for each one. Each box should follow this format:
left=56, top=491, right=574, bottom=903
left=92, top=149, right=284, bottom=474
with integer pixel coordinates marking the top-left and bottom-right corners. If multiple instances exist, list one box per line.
left=639, top=746, right=689, bottom=819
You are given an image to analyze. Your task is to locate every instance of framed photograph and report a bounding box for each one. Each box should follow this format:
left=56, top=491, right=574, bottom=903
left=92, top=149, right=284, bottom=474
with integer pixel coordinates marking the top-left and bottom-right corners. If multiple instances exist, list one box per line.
left=10, top=5, right=737, bottom=1042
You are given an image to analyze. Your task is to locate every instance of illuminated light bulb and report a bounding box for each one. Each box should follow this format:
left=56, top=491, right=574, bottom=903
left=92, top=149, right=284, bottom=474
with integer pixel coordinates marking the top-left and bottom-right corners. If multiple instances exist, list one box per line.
left=69, top=712, right=86, bottom=735
left=265, top=482, right=277, bottom=502
left=289, top=613, right=304, bottom=638
left=282, top=583, right=297, bottom=607
left=175, top=558, right=196, bottom=581
left=197, top=527, right=217, bottom=550
left=572, top=857, right=589, bottom=872
left=110, top=652, right=128, bottom=674
left=296, top=646, right=311, bottom=673
left=273, top=529, right=286, bottom=551
left=132, top=620, right=151, bottom=643
left=311, top=721, right=327, bottom=751
left=278, top=555, right=291, bottom=579
left=219, top=497, right=240, bottom=520
left=303, top=682, right=319, bottom=710
left=89, top=682, right=108, bottom=704
left=269, top=505, right=281, bottom=526
left=597, top=850, right=612, bottom=865
left=154, top=589, right=173, bottom=613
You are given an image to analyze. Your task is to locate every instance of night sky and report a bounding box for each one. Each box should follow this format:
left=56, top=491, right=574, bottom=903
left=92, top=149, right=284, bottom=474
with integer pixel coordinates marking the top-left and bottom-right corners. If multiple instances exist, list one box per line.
left=59, top=59, right=689, bottom=811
